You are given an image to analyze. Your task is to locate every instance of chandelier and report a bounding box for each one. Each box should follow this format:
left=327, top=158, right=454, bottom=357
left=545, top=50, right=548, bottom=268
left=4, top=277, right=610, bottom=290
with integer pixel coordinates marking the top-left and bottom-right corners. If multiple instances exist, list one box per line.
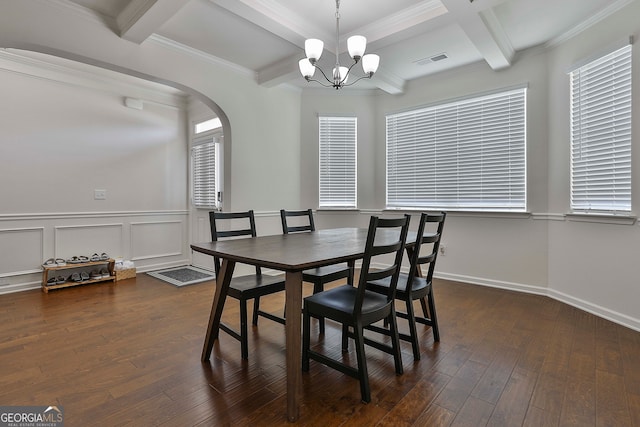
left=298, top=0, right=380, bottom=89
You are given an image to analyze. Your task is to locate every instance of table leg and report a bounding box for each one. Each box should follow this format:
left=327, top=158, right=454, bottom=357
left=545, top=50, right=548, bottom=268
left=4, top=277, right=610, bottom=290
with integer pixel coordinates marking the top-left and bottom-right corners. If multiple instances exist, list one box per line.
left=201, top=258, right=236, bottom=361
left=284, top=270, right=303, bottom=422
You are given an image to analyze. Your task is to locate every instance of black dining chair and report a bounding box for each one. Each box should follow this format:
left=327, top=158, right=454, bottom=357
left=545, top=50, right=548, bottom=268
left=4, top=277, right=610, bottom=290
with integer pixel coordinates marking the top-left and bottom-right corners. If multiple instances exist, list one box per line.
left=209, top=210, right=286, bottom=360
left=280, top=209, right=353, bottom=333
left=302, top=214, right=410, bottom=403
left=367, top=212, right=446, bottom=360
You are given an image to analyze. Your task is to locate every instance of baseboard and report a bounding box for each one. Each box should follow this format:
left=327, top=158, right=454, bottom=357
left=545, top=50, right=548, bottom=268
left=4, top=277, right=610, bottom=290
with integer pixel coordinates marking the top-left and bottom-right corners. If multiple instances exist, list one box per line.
left=0, top=281, right=41, bottom=295
left=435, top=272, right=548, bottom=295
left=547, top=288, right=640, bottom=333
left=436, top=272, right=640, bottom=333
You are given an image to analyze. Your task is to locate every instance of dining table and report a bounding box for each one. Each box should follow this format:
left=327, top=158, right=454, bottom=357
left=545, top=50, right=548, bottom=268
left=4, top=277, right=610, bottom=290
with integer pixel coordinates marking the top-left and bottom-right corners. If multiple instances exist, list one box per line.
left=191, top=227, right=414, bottom=422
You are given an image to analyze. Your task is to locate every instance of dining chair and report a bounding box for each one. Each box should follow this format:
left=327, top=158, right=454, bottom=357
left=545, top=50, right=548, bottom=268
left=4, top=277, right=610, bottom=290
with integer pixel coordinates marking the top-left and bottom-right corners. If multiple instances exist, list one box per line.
left=209, top=210, right=286, bottom=360
left=367, top=211, right=446, bottom=360
left=280, top=209, right=353, bottom=333
left=302, top=214, right=410, bottom=403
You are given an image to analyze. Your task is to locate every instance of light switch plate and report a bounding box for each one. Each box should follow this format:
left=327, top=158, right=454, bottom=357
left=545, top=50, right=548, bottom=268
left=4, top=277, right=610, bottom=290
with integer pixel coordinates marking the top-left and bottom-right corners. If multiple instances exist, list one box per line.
left=94, top=189, right=107, bottom=200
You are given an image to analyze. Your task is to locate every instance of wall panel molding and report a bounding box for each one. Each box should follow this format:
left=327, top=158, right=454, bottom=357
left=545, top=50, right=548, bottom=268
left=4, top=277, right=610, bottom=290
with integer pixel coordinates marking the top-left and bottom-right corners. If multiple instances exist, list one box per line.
left=0, top=210, right=188, bottom=221
left=0, top=227, right=44, bottom=276
left=54, top=223, right=124, bottom=259
left=130, top=220, right=184, bottom=261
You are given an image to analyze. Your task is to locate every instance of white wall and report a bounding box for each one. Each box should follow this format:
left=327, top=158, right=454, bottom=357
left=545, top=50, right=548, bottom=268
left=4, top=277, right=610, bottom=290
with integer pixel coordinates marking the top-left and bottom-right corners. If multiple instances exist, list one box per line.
left=545, top=1, right=640, bottom=327
left=0, top=52, right=191, bottom=293
left=300, top=1, right=640, bottom=331
left=0, top=0, right=302, bottom=292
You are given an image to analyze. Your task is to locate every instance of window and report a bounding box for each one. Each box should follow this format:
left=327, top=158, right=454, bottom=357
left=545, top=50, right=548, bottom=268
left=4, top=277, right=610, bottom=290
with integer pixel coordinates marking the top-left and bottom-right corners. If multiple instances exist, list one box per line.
left=192, top=129, right=221, bottom=208
left=569, top=44, right=632, bottom=212
left=386, top=87, right=526, bottom=211
left=195, top=117, right=222, bottom=134
left=319, top=116, right=357, bottom=208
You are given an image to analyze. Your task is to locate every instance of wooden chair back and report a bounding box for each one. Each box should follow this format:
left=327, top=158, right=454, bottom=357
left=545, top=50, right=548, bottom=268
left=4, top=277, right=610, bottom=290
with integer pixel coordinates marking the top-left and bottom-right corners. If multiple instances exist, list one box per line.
left=280, top=209, right=316, bottom=234
left=357, top=214, right=411, bottom=315
left=407, top=212, right=446, bottom=287
left=209, top=210, right=262, bottom=277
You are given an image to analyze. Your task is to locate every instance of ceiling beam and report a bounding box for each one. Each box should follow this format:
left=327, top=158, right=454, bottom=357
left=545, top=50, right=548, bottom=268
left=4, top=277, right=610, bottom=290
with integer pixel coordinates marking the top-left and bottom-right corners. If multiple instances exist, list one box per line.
left=117, top=0, right=191, bottom=44
left=211, top=0, right=325, bottom=46
left=440, top=0, right=513, bottom=70
left=256, top=55, right=302, bottom=88
left=371, top=69, right=405, bottom=95
left=347, top=1, right=447, bottom=45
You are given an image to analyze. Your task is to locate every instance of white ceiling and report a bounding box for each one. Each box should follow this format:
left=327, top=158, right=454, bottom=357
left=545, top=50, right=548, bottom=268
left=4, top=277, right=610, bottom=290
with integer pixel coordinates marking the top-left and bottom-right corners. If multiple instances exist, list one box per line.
left=60, top=0, right=631, bottom=93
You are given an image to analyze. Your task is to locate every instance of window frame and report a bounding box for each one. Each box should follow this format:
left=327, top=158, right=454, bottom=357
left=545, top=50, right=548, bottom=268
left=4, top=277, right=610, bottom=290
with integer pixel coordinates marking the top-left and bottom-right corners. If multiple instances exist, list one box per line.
left=318, top=115, right=358, bottom=209
left=569, top=43, right=632, bottom=214
left=385, top=86, right=527, bottom=212
left=191, top=128, right=222, bottom=209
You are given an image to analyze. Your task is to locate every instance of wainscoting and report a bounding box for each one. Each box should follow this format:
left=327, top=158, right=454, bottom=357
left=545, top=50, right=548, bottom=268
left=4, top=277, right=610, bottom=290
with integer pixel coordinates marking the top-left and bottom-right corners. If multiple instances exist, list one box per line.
left=0, top=211, right=189, bottom=294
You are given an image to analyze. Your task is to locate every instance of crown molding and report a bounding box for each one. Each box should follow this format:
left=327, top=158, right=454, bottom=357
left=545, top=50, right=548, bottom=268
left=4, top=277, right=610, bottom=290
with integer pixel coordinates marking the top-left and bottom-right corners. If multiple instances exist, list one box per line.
left=347, top=0, right=447, bottom=44
left=47, top=0, right=116, bottom=28
left=546, top=0, right=635, bottom=48
left=0, top=49, right=186, bottom=107
left=213, top=0, right=327, bottom=45
left=148, top=34, right=256, bottom=79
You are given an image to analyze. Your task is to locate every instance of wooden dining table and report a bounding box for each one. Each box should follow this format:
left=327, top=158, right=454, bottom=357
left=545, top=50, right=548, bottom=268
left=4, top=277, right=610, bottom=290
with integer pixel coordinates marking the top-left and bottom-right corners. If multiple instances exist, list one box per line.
left=191, top=227, right=412, bottom=422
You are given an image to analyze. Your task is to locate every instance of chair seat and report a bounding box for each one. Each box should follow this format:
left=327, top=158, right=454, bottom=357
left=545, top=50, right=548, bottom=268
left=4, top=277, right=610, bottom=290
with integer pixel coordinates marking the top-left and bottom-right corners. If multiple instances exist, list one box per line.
left=368, top=273, right=429, bottom=298
left=302, top=263, right=350, bottom=282
left=227, top=274, right=286, bottom=299
left=304, top=285, right=389, bottom=322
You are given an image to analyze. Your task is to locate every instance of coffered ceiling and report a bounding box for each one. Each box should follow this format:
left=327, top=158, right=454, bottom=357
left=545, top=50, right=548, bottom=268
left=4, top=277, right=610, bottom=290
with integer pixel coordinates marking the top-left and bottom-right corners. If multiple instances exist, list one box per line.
left=51, top=0, right=635, bottom=93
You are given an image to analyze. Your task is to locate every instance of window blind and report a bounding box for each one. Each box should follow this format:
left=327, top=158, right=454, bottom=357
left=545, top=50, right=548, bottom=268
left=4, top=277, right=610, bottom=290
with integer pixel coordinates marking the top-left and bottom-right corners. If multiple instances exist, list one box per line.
left=192, top=132, right=220, bottom=208
left=386, top=88, right=526, bottom=211
left=570, top=44, right=632, bottom=212
left=319, top=116, right=357, bottom=208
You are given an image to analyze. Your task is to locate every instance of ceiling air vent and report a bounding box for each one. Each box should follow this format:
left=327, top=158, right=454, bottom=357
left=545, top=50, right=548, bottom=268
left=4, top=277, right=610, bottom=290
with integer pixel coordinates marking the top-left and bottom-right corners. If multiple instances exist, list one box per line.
left=414, top=53, right=449, bottom=66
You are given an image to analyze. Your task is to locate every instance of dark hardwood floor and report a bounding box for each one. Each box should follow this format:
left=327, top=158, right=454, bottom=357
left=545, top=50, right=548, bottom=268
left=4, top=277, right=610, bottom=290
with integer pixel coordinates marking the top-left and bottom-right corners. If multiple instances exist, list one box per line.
left=0, top=273, right=638, bottom=426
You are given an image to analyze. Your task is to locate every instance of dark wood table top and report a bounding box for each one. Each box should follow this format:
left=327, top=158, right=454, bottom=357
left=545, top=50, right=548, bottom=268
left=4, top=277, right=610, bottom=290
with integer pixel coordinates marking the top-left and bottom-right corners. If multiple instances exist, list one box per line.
left=191, top=227, right=415, bottom=272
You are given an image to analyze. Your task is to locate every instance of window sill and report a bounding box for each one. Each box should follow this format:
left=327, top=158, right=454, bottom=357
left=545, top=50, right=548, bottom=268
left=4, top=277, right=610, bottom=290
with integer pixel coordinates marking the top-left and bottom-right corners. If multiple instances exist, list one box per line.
left=384, top=208, right=531, bottom=220
left=566, top=212, right=637, bottom=225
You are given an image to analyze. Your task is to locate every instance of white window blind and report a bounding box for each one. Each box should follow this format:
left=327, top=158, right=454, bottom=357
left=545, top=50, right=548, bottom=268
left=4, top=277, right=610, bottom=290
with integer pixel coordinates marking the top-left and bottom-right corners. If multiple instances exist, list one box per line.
left=570, top=44, right=632, bottom=212
left=386, top=88, right=526, bottom=211
left=192, top=131, right=220, bottom=208
left=319, top=116, right=357, bottom=208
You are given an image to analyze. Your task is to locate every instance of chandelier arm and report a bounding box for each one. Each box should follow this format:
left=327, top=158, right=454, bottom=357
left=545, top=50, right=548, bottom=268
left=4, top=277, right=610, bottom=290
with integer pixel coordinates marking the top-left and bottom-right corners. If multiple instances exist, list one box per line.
left=334, top=59, right=361, bottom=86
left=313, top=65, right=336, bottom=85
left=341, top=73, right=374, bottom=87
left=304, top=77, right=335, bottom=88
